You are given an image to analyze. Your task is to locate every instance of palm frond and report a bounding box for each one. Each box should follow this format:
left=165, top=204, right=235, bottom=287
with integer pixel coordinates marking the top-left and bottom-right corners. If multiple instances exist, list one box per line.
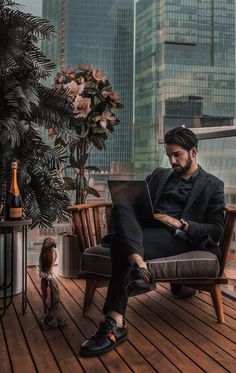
left=2, top=8, right=55, bottom=40
left=0, top=0, right=72, bottom=228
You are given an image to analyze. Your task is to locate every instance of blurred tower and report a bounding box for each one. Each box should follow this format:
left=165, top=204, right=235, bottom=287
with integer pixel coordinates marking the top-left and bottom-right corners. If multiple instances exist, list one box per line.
left=134, top=0, right=235, bottom=175
left=41, top=0, right=134, bottom=171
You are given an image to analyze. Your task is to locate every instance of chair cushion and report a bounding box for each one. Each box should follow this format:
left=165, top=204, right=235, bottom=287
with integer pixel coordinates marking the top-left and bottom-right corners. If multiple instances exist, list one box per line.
left=81, top=245, right=112, bottom=276
left=81, top=246, right=220, bottom=280
left=147, top=251, right=220, bottom=280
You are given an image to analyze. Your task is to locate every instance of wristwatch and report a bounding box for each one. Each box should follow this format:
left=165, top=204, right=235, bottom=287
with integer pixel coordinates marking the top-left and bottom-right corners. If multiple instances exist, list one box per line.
left=180, top=218, right=189, bottom=232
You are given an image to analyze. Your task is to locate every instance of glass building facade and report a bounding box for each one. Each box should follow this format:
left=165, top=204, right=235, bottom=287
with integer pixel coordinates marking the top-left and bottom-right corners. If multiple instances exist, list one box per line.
left=41, top=0, right=134, bottom=170
left=134, top=0, right=236, bottom=294
left=134, top=0, right=235, bottom=175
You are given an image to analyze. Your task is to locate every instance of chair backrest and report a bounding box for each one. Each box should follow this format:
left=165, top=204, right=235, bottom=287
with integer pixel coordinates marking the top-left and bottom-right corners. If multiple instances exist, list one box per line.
left=219, top=205, right=236, bottom=275
left=68, top=202, right=112, bottom=252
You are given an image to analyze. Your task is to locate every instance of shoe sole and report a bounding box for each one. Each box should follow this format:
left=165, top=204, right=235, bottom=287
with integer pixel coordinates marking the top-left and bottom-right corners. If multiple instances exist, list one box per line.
left=128, top=280, right=156, bottom=297
left=79, top=334, right=127, bottom=358
left=173, top=290, right=197, bottom=299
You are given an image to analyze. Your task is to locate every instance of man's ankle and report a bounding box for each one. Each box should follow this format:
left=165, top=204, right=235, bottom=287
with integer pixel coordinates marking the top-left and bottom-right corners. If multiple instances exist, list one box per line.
left=107, top=311, right=123, bottom=328
left=128, top=253, right=147, bottom=269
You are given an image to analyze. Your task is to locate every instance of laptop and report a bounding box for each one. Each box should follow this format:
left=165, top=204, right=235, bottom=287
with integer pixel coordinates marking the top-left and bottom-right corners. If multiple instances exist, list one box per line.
left=108, top=179, right=187, bottom=238
left=108, top=180, right=155, bottom=220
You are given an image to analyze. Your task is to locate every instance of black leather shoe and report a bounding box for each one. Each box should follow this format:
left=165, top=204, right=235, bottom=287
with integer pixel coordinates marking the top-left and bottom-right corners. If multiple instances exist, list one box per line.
left=170, top=284, right=197, bottom=298
left=128, top=264, right=154, bottom=297
left=79, top=316, right=127, bottom=357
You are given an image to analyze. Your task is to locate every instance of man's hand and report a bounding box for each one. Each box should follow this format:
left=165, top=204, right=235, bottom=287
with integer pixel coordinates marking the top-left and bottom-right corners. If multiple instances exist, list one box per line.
left=154, top=213, right=182, bottom=229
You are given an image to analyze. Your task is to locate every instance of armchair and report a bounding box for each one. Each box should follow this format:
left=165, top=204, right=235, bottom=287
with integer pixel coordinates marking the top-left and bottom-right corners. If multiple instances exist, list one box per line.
left=68, top=202, right=236, bottom=322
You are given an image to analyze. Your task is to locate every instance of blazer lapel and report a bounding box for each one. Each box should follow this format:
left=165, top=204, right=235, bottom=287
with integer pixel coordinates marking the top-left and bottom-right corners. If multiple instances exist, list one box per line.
left=183, top=168, right=210, bottom=212
left=153, top=168, right=173, bottom=207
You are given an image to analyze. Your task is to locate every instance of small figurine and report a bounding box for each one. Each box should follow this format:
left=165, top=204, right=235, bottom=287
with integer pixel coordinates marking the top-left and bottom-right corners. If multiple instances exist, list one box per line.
left=38, top=237, right=66, bottom=329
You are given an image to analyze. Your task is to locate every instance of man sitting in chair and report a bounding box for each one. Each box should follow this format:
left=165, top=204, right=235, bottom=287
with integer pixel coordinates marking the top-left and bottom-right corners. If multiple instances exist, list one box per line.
left=80, top=126, right=225, bottom=358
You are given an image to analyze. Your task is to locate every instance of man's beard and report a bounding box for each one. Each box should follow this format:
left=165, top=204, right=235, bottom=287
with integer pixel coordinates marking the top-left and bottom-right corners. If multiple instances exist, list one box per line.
left=172, top=153, right=192, bottom=176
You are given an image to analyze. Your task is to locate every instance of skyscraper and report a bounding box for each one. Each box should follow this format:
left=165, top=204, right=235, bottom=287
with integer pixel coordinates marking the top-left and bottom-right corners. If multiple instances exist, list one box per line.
left=134, top=0, right=235, bottom=174
left=41, top=0, right=134, bottom=170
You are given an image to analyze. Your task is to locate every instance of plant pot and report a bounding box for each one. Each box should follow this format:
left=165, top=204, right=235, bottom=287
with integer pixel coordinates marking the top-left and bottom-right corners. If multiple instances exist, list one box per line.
left=0, top=231, right=23, bottom=297
left=57, top=234, right=82, bottom=278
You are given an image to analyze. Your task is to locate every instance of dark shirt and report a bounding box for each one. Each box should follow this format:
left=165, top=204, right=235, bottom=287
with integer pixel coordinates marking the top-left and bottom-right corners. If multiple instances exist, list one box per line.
left=156, top=167, right=199, bottom=218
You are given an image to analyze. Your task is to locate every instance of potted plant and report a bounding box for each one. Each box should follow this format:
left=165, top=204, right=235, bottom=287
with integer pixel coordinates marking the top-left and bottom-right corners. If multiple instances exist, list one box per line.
left=0, top=0, right=78, bottom=292
left=52, top=64, right=123, bottom=277
left=53, top=64, right=123, bottom=204
left=0, top=0, right=75, bottom=228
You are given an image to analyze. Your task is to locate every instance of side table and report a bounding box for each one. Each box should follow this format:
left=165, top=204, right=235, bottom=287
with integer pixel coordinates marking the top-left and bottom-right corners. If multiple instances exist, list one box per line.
left=0, top=219, right=32, bottom=318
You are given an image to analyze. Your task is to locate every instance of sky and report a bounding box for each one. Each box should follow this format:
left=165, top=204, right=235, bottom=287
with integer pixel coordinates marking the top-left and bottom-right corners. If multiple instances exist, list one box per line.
left=18, top=0, right=42, bottom=16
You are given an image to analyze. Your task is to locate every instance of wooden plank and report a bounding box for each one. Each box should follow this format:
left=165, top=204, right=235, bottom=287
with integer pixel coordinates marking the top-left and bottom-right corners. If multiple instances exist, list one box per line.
left=58, top=274, right=175, bottom=372
left=13, top=294, right=60, bottom=373
left=161, top=283, right=236, bottom=330
left=0, top=321, right=12, bottom=373
left=28, top=268, right=107, bottom=373
left=86, top=300, right=159, bottom=373
left=98, top=288, right=223, bottom=373
left=27, top=270, right=84, bottom=373
left=76, top=279, right=203, bottom=373
left=221, top=292, right=236, bottom=310
left=2, top=267, right=233, bottom=373
left=1, top=303, right=36, bottom=373
left=153, top=287, right=236, bottom=358
left=91, top=291, right=180, bottom=373
left=54, top=273, right=136, bottom=372
left=196, top=290, right=236, bottom=321
left=160, top=285, right=236, bottom=338
left=133, top=291, right=236, bottom=372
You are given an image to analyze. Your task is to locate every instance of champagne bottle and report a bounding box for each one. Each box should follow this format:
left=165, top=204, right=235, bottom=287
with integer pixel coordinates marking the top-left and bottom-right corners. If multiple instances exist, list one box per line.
left=6, top=162, right=23, bottom=220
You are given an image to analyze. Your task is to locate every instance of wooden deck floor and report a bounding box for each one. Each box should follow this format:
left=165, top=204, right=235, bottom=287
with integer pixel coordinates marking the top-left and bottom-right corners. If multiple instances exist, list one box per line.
left=1, top=267, right=236, bottom=373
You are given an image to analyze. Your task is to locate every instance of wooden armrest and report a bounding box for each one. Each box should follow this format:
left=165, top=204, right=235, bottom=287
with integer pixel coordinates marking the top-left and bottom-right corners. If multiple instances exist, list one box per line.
left=224, top=204, right=236, bottom=215
left=67, top=201, right=112, bottom=212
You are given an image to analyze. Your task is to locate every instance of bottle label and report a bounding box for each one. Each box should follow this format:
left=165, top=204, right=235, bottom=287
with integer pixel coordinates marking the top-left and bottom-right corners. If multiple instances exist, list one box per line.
left=10, top=208, right=23, bottom=218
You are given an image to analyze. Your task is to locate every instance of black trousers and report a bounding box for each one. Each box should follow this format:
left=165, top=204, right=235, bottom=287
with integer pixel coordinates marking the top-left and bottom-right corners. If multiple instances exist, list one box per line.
left=103, top=201, right=190, bottom=316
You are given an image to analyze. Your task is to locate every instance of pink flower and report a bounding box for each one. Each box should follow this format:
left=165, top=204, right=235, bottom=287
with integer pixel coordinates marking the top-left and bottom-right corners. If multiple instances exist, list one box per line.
left=76, top=76, right=85, bottom=94
left=94, top=111, right=117, bottom=128
left=62, top=66, right=77, bottom=74
left=73, top=95, right=91, bottom=118
left=77, top=64, right=93, bottom=72
left=102, top=90, right=119, bottom=101
left=92, top=68, right=107, bottom=82
left=64, top=81, right=81, bottom=96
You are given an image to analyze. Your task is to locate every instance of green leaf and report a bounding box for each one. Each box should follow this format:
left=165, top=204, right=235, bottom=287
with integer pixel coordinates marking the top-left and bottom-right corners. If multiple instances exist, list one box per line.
left=80, top=127, right=89, bottom=138
left=55, top=137, right=67, bottom=147
left=86, top=186, right=100, bottom=198
left=93, top=96, right=101, bottom=105
left=63, top=177, right=76, bottom=190
left=69, top=153, right=88, bottom=168
left=69, top=154, right=78, bottom=168
left=77, top=153, right=88, bottom=167
left=91, top=136, right=105, bottom=150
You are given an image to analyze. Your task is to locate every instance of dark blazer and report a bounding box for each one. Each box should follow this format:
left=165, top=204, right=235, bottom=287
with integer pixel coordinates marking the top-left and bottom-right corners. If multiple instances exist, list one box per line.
left=146, top=167, right=225, bottom=258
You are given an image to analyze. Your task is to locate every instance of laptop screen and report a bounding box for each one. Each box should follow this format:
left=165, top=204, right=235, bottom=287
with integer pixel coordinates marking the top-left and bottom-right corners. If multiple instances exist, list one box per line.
left=108, top=180, right=154, bottom=220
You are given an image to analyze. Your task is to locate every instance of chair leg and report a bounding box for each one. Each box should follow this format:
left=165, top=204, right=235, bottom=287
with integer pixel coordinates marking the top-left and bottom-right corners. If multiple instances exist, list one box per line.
left=83, top=279, right=97, bottom=318
left=210, top=284, right=225, bottom=323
